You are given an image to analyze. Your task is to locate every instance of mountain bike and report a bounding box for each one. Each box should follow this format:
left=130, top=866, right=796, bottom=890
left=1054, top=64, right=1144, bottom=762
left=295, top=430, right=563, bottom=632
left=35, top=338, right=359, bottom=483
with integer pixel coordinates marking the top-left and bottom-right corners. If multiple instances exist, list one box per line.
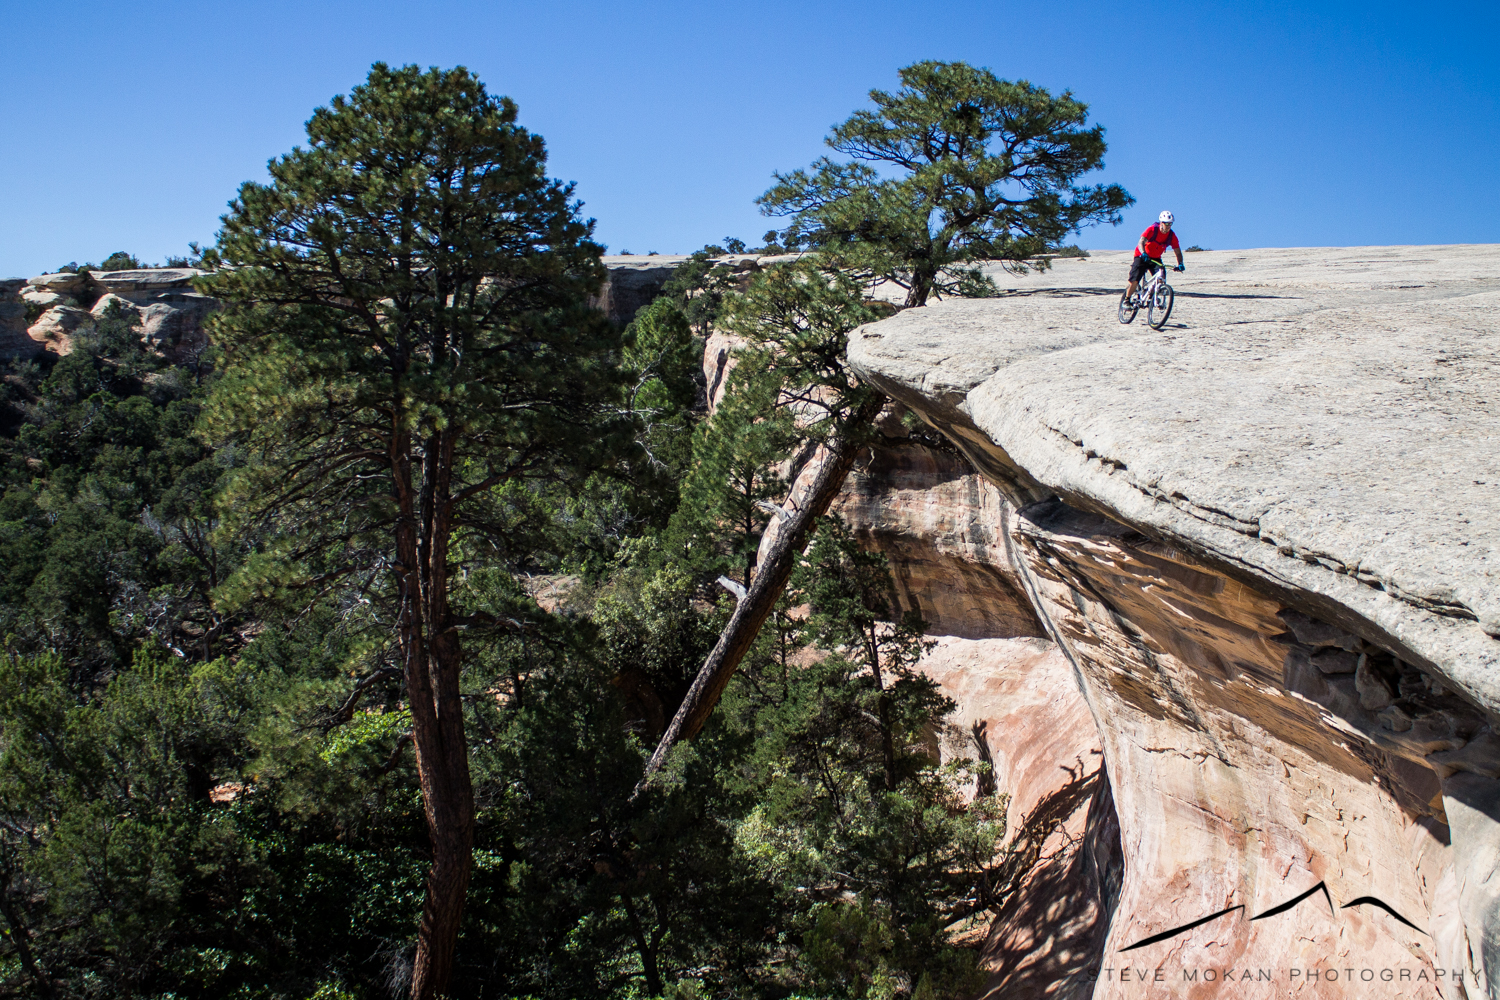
left=1118, top=259, right=1179, bottom=329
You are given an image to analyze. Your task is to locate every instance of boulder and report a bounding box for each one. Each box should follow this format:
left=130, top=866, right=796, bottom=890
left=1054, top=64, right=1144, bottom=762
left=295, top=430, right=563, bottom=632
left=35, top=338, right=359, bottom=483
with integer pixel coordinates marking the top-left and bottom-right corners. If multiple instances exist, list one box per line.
left=848, top=245, right=1500, bottom=997
left=138, top=297, right=214, bottom=351
left=28, top=271, right=92, bottom=294
left=21, top=289, right=66, bottom=310
left=27, top=304, right=90, bottom=353
left=90, top=292, right=138, bottom=318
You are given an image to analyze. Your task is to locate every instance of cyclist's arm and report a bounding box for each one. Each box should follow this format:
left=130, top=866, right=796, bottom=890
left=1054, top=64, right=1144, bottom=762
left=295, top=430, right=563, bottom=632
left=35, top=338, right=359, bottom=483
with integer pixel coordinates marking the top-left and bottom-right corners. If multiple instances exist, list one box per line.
left=1174, top=246, right=1184, bottom=267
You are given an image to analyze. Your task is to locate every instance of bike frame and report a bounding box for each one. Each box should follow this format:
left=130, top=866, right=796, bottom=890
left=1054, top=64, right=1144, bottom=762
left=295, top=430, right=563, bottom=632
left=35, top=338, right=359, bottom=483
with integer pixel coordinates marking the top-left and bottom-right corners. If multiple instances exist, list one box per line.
left=1134, top=259, right=1168, bottom=304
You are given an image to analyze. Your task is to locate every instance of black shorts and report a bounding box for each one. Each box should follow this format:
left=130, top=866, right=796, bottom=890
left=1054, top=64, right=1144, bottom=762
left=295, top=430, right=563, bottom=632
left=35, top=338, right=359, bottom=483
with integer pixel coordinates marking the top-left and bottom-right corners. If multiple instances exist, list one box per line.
left=1129, top=255, right=1162, bottom=283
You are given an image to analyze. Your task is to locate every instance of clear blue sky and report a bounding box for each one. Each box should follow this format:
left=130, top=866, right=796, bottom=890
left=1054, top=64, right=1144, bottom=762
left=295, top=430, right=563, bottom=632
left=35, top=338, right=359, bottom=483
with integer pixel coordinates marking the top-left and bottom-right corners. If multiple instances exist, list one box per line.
left=1, top=1, right=1495, bottom=277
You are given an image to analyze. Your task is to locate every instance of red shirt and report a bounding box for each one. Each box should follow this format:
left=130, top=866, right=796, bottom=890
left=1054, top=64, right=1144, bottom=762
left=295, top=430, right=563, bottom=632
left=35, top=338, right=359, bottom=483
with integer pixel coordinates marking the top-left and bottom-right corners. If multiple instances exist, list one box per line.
left=1135, top=224, right=1181, bottom=259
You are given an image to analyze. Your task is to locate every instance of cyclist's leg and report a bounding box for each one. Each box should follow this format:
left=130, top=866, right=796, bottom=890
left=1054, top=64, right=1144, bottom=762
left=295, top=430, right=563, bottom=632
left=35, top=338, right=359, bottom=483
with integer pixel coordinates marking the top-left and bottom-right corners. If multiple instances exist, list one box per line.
left=1126, top=255, right=1152, bottom=298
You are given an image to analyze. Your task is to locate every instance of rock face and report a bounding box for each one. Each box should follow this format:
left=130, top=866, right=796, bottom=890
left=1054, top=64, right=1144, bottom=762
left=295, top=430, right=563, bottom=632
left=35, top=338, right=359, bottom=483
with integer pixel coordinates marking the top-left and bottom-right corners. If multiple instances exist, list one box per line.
left=844, top=246, right=1500, bottom=998
left=3, top=257, right=719, bottom=361
left=596, top=254, right=771, bottom=325
left=7, top=268, right=215, bottom=359
left=0, top=279, right=34, bottom=357
left=919, top=636, right=1114, bottom=999
left=834, top=435, right=1043, bottom=640
left=595, top=256, right=690, bottom=325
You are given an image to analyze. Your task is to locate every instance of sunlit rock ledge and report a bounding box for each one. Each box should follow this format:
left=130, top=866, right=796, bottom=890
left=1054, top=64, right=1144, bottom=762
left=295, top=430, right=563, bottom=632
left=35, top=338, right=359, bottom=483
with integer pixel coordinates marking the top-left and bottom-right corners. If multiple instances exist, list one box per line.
left=847, top=245, right=1500, bottom=998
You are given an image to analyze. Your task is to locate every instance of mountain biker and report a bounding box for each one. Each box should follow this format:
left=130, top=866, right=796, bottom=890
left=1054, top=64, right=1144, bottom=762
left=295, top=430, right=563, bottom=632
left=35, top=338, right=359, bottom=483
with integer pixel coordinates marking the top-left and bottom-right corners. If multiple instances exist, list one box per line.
left=1126, top=211, right=1185, bottom=301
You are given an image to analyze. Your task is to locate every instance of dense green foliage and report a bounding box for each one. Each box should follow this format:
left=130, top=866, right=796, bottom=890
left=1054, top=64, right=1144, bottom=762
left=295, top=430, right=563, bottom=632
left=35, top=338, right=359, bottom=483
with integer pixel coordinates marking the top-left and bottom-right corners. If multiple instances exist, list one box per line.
left=0, top=277, right=1008, bottom=1000
left=0, top=63, right=1031, bottom=1000
left=759, top=60, right=1132, bottom=306
left=0, top=305, right=228, bottom=671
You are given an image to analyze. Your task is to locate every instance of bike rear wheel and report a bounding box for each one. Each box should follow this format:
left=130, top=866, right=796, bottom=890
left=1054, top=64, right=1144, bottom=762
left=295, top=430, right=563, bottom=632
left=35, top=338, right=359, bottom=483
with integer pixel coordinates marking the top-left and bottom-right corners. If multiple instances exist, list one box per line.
left=1148, top=283, right=1174, bottom=329
left=1118, top=290, right=1139, bottom=324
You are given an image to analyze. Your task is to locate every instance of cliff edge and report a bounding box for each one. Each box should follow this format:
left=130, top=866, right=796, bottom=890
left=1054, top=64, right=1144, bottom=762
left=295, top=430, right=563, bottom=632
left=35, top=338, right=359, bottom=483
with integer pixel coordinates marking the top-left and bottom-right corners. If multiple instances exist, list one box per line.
left=849, top=245, right=1500, bottom=998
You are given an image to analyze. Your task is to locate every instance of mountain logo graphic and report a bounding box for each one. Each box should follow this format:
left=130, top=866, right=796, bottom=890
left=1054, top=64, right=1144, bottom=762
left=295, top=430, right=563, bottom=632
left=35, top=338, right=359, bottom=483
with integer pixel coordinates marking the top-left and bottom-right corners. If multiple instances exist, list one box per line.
left=1119, top=881, right=1424, bottom=952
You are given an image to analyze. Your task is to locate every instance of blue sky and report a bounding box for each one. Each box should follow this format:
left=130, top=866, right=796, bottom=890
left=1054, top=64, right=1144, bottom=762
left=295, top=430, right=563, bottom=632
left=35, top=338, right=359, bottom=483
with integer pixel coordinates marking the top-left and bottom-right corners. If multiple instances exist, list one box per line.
left=1, top=0, right=1495, bottom=277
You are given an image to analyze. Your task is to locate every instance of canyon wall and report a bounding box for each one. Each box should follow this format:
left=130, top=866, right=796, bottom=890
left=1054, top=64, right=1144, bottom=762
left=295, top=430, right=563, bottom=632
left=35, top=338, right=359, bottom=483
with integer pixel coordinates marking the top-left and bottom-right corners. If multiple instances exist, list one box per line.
left=3, top=267, right=216, bottom=359
left=18, top=244, right=1494, bottom=996
left=839, top=245, right=1500, bottom=999
left=0, top=256, right=720, bottom=361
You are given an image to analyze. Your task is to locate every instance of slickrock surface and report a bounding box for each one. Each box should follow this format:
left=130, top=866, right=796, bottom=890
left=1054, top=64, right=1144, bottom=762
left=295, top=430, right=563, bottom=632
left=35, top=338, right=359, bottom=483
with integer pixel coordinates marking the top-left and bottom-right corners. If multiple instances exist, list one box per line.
left=848, top=245, right=1500, bottom=999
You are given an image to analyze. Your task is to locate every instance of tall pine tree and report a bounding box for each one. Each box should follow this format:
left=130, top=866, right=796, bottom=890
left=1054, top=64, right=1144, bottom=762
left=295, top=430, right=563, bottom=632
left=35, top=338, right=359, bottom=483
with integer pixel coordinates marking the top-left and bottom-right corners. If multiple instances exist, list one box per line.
left=200, top=63, right=625, bottom=1000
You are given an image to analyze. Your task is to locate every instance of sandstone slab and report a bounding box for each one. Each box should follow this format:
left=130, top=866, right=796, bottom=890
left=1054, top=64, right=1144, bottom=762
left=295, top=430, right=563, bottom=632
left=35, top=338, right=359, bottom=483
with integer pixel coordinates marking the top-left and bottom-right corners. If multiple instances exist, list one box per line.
left=93, top=267, right=202, bottom=290
left=22, top=289, right=66, bottom=310
left=28, top=271, right=91, bottom=294
left=848, top=245, right=1500, bottom=998
left=850, top=245, right=1500, bottom=715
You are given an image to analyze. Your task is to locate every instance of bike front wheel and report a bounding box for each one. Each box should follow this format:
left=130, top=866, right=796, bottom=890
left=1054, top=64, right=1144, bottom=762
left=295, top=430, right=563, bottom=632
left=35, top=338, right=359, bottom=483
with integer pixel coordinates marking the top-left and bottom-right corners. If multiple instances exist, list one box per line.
left=1118, top=291, right=1139, bottom=324
left=1148, top=283, right=1174, bottom=329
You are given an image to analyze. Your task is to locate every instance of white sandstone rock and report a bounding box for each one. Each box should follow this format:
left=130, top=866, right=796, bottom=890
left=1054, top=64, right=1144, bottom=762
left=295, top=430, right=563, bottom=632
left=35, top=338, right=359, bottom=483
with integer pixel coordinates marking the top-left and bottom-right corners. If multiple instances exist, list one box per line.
left=90, top=292, right=138, bottom=318
left=848, top=244, right=1500, bottom=999
left=95, top=268, right=202, bottom=292
left=27, top=304, right=90, bottom=352
left=21, top=289, right=65, bottom=309
left=28, top=272, right=91, bottom=294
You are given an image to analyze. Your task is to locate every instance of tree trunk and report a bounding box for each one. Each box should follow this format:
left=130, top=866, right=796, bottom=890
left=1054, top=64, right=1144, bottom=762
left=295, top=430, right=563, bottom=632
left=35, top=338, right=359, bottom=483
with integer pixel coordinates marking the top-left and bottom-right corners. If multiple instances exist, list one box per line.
left=621, top=894, right=664, bottom=995
left=399, top=429, right=477, bottom=1000
left=0, top=879, right=53, bottom=1000
left=867, top=630, right=897, bottom=792
left=407, top=637, right=475, bottom=1000
left=905, top=268, right=934, bottom=308
left=635, top=395, right=886, bottom=793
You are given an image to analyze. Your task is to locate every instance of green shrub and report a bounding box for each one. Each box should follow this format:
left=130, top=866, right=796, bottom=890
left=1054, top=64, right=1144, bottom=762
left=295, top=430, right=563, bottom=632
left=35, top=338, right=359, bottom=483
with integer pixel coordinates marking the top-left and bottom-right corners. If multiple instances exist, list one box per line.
left=100, top=250, right=142, bottom=270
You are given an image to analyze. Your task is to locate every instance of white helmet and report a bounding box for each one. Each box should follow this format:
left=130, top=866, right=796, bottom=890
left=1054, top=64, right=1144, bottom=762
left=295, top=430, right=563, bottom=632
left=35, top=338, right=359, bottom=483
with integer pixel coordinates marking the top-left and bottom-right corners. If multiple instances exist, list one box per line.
left=1159, top=210, right=1175, bottom=224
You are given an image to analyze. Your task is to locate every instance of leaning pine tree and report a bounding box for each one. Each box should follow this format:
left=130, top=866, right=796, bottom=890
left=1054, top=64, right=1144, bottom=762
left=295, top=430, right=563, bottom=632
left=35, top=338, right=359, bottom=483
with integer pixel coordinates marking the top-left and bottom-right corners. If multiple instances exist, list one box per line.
left=638, top=260, right=890, bottom=789
left=200, top=63, right=623, bottom=1000
left=639, top=64, right=1134, bottom=785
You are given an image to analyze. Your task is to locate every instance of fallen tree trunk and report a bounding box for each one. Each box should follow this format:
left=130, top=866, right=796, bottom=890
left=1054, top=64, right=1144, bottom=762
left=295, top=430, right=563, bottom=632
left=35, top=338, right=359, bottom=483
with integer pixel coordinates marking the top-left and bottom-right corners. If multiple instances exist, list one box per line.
left=634, top=394, right=886, bottom=796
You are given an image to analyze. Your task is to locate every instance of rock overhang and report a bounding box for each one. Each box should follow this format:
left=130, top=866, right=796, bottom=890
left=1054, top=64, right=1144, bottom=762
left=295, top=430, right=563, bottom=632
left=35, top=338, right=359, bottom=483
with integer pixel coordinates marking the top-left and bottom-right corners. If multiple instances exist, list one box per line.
left=848, top=245, right=1500, bottom=716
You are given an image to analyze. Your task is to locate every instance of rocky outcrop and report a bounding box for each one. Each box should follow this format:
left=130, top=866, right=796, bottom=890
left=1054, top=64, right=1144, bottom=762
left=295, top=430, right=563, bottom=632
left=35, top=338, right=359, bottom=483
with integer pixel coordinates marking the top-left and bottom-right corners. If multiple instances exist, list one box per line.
left=93, top=269, right=216, bottom=353
left=597, top=254, right=768, bottom=326
left=5, top=267, right=215, bottom=359
left=3, top=256, right=726, bottom=361
left=596, top=256, right=690, bottom=325
left=842, top=246, right=1500, bottom=998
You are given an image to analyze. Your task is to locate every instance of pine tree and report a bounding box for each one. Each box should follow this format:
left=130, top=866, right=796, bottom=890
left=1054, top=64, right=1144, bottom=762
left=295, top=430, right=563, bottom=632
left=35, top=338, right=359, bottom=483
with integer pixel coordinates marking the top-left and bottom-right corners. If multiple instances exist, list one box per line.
left=199, top=63, right=625, bottom=1000
left=638, top=260, right=890, bottom=787
left=668, top=356, right=795, bottom=586
left=760, top=60, right=1132, bottom=306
